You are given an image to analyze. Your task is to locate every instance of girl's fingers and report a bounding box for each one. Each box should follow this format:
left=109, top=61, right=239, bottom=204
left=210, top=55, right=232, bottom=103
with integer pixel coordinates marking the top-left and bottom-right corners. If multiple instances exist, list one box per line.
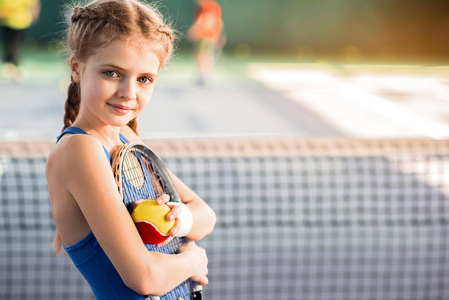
left=130, top=195, right=169, bottom=213
left=165, top=203, right=181, bottom=222
left=157, top=236, right=173, bottom=247
left=155, top=194, right=170, bottom=205
left=157, top=215, right=182, bottom=246
left=169, top=219, right=182, bottom=237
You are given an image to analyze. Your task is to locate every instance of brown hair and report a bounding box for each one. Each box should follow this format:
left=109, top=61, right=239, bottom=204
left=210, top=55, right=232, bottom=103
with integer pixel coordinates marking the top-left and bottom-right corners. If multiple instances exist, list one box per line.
left=54, top=0, right=175, bottom=253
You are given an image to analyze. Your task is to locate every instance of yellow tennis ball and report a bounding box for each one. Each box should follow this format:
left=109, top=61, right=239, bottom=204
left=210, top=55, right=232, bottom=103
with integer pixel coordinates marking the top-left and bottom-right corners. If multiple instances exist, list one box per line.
left=131, top=200, right=175, bottom=245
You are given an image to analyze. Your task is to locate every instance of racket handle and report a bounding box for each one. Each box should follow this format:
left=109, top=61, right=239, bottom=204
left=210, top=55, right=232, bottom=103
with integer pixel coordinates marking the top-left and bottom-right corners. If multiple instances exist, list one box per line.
left=192, top=284, right=203, bottom=299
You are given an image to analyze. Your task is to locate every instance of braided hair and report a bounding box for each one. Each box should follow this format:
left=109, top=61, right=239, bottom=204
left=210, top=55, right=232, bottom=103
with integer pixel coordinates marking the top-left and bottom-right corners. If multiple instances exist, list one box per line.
left=62, top=0, right=175, bottom=134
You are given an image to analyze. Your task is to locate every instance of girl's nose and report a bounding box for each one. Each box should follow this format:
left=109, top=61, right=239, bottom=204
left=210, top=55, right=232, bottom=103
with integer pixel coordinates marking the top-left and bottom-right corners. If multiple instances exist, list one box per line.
left=117, top=79, right=137, bottom=100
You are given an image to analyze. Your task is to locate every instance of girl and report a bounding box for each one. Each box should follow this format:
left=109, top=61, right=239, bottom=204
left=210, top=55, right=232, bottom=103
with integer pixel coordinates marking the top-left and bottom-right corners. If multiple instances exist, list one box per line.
left=46, top=0, right=216, bottom=299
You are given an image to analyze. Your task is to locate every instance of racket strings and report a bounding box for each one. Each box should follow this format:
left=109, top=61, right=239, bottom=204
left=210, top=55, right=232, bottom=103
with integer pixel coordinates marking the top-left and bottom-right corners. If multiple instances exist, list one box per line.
left=122, top=150, right=156, bottom=204
left=123, top=150, right=145, bottom=189
left=141, top=157, right=166, bottom=197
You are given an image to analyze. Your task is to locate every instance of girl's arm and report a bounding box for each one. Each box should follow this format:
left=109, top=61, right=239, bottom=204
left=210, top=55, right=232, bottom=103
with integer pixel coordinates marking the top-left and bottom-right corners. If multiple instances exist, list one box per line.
left=47, top=134, right=208, bottom=296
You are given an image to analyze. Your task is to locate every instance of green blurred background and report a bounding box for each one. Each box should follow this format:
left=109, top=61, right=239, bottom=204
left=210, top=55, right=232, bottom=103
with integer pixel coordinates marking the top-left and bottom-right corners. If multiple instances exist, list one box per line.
left=15, top=0, right=449, bottom=64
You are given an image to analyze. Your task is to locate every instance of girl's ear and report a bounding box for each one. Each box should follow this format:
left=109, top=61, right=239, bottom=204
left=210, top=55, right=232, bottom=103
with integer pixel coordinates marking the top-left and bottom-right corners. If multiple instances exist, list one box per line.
left=69, top=55, right=82, bottom=83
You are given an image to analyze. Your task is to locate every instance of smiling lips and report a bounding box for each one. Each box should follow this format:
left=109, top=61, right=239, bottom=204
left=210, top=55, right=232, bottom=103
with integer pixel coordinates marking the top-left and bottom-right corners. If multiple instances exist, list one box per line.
left=108, top=103, right=133, bottom=114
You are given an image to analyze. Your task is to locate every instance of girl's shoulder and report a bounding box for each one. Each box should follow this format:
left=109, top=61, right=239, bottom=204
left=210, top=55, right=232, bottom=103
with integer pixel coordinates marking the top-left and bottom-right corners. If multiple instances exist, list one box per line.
left=49, top=133, right=104, bottom=159
left=47, top=133, right=108, bottom=178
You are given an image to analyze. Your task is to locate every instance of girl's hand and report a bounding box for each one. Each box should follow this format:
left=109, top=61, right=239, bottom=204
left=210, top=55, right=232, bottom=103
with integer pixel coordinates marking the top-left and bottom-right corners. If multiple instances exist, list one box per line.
left=158, top=198, right=184, bottom=247
left=177, top=242, right=209, bottom=286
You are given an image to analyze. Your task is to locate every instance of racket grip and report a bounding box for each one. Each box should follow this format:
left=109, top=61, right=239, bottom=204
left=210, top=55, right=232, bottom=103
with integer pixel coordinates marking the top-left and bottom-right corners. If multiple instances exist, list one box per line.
left=192, top=284, right=203, bottom=299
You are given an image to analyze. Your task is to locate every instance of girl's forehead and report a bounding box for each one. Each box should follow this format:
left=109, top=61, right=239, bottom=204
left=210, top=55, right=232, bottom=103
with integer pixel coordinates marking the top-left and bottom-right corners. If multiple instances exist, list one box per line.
left=106, top=39, right=156, bottom=57
left=90, top=39, right=160, bottom=70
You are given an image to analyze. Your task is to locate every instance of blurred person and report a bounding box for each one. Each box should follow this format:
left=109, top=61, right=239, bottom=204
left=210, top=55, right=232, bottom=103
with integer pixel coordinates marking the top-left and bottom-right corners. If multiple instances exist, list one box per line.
left=187, top=0, right=225, bottom=86
left=0, top=0, right=40, bottom=81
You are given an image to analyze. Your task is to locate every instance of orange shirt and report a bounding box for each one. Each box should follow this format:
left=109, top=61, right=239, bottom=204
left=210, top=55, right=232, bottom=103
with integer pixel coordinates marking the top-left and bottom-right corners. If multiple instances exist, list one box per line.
left=193, top=1, right=222, bottom=41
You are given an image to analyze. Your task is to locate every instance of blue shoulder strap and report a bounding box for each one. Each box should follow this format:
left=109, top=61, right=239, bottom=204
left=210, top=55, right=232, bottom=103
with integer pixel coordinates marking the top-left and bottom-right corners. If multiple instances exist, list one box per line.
left=120, top=133, right=129, bottom=143
left=56, top=126, right=89, bottom=143
left=56, top=126, right=129, bottom=164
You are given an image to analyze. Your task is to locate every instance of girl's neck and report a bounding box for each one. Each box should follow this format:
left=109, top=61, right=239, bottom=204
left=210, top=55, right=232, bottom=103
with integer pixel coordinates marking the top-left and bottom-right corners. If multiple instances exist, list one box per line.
left=72, top=120, right=123, bottom=148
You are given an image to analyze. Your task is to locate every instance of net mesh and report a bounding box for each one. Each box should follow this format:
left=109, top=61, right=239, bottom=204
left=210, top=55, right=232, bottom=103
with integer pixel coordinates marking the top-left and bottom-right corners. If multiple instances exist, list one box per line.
left=1, top=138, right=448, bottom=300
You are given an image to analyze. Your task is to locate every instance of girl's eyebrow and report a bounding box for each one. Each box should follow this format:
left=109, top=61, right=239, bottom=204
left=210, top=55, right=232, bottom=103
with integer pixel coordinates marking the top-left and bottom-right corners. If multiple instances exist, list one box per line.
left=99, top=63, right=158, bottom=77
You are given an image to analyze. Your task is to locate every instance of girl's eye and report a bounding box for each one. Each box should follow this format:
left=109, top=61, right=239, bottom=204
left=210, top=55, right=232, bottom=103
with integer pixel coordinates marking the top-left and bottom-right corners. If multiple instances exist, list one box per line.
left=138, top=77, right=153, bottom=84
left=104, top=70, right=118, bottom=78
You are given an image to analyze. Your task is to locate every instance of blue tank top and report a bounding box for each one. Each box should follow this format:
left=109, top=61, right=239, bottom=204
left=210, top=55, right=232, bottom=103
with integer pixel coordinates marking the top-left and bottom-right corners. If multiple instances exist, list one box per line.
left=56, top=127, right=144, bottom=300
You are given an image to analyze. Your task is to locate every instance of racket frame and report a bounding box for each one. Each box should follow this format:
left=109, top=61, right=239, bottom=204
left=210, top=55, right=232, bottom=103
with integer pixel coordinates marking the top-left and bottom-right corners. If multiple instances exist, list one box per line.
left=112, top=142, right=181, bottom=205
left=111, top=142, right=202, bottom=299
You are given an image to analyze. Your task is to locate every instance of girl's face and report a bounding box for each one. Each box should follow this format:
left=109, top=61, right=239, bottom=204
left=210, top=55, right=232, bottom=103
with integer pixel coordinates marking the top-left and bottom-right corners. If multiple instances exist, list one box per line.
left=70, top=39, right=160, bottom=129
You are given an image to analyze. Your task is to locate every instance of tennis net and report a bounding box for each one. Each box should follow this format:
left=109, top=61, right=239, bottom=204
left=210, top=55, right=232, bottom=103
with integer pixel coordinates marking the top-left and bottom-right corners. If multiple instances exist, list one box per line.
left=1, top=138, right=448, bottom=300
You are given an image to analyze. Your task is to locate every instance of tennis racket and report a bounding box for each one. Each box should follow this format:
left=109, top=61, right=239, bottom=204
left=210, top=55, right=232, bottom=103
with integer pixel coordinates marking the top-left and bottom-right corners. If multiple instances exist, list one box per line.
left=112, top=142, right=203, bottom=300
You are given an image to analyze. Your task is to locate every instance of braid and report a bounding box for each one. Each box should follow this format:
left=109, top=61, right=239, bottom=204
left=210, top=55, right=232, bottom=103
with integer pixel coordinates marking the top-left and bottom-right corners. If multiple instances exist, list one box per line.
left=127, top=118, right=139, bottom=135
left=54, top=78, right=80, bottom=253
left=62, top=77, right=81, bottom=132
left=52, top=231, right=63, bottom=254
left=71, top=6, right=114, bottom=23
left=157, top=24, right=174, bottom=43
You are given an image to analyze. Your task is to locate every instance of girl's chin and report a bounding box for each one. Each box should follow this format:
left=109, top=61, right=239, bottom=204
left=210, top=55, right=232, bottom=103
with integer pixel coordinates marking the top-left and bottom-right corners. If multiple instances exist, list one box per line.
left=105, top=117, right=135, bottom=128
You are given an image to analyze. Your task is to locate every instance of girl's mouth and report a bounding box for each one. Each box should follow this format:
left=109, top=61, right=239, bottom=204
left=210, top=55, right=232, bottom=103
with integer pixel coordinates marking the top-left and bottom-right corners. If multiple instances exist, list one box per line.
left=108, top=103, right=132, bottom=114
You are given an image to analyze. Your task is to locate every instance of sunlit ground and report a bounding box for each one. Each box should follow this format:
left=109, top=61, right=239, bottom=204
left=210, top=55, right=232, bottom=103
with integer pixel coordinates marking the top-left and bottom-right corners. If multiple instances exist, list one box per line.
left=249, top=62, right=449, bottom=139
left=2, top=45, right=449, bottom=140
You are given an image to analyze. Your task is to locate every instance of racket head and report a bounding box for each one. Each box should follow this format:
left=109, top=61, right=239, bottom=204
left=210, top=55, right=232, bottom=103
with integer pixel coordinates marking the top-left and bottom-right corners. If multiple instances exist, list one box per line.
left=112, top=142, right=181, bottom=210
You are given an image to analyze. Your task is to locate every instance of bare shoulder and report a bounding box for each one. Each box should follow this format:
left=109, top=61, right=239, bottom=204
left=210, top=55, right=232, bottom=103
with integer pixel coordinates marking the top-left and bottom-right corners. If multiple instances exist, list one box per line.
left=46, top=134, right=108, bottom=184
left=46, top=134, right=115, bottom=246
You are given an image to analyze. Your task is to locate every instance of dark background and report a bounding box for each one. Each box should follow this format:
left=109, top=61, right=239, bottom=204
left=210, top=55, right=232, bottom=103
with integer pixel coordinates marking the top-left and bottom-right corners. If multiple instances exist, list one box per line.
left=20, top=0, right=449, bottom=63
